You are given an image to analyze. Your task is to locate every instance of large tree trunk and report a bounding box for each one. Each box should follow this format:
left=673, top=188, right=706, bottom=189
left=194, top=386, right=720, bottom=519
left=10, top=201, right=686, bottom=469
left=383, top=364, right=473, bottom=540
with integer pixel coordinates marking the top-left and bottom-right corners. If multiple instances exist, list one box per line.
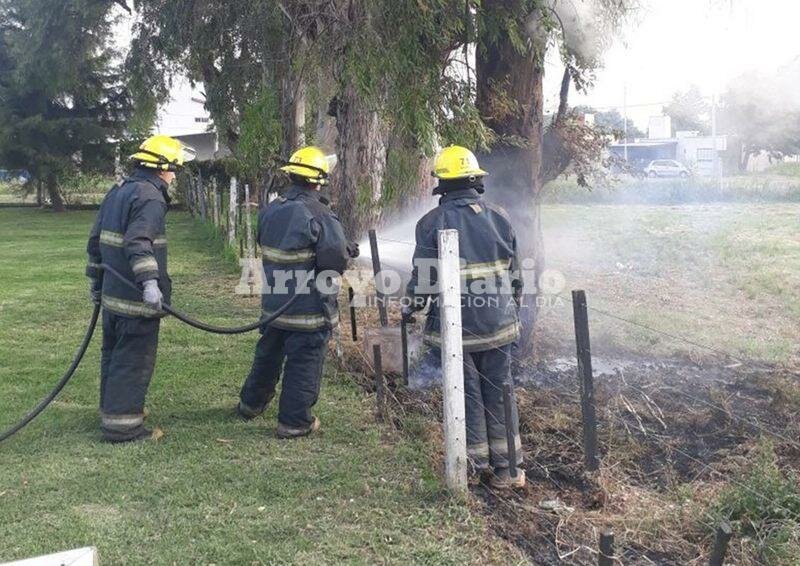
left=257, top=66, right=307, bottom=204
left=280, top=74, right=306, bottom=156
left=45, top=173, right=65, bottom=212
left=330, top=82, right=388, bottom=240
left=476, top=0, right=546, bottom=358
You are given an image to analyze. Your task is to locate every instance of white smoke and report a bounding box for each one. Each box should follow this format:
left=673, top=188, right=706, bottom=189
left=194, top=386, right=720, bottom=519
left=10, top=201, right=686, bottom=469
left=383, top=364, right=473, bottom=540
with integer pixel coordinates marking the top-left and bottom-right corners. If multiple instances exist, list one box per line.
left=529, top=0, right=636, bottom=68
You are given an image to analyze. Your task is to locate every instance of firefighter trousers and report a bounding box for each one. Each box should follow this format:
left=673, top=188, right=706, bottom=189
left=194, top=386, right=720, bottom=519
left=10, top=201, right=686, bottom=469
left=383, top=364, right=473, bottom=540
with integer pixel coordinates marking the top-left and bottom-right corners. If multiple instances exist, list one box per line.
left=99, top=310, right=160, bottom=441
left=463, top=344, right=523, bottom=472
left=239, top=326, right=330, bottom=428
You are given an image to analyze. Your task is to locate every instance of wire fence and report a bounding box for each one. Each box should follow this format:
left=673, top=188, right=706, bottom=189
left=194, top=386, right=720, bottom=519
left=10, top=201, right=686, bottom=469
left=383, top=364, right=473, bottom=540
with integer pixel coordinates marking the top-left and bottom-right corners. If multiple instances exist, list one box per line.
left=344, top=231, right=800, bottom=564
left=180, top=172, right=264, bottom=290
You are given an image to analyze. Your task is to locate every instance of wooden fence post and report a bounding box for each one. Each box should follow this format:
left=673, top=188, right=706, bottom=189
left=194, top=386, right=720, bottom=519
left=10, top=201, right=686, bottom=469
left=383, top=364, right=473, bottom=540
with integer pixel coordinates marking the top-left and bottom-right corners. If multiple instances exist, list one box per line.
left=709, top=522, right=732, bottom=566
left=186, top=175, right=195, bottom=216
left=210, top=178, right=219, bottom=229
left=438, top=229, right=467, bottom=493
left=572, top=289, right=599, bottom=472
left=503, top=383, right=519, bottom=479
left=215, top=182, right=223, bottom=233
left=598, top=530, right=614, bottom=566
left=197, top=170, right=207, bottom=220
left=348, top=286, right=358, bottom=341
left=228, top=177, right=238, bottom=246
left=400, top=319, right=409, bottom=385
left=368, top=229, right=389, bottom=327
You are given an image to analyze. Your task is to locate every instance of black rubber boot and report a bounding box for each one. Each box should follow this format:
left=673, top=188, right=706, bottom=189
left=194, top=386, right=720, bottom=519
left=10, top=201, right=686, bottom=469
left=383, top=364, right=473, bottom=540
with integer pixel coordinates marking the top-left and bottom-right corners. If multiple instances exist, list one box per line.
left=489, top=467, right=526, bottom=489
left=276, top=416, right=320, bottom=439
left=101, top=426, right=154, bottom=444
left=236, top=393, right=274, bottom=421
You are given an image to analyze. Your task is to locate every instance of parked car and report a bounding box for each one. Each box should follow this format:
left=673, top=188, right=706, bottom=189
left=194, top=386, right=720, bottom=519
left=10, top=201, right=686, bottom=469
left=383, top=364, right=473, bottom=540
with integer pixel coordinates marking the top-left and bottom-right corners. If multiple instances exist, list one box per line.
left=0, top=169, right=31, bottom=183
left=643, top=160, right=690, bottom=178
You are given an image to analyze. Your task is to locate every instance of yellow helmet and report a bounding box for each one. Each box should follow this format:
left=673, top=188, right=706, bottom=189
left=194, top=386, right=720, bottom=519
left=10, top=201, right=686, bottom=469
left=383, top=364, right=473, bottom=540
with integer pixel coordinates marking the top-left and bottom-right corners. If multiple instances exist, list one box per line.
left=130, top=135, right=196, bottom=171
left=432, top=145, right=488, bottom=180
left=280, top=146, right=332, bottom=185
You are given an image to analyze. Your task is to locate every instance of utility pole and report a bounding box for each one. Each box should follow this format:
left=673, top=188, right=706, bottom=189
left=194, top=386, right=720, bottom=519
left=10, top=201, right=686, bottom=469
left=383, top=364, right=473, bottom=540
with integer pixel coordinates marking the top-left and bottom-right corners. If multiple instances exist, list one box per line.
left=623, top=84, right=629, bottom=162
left=711, top=93, right=722, bottom=190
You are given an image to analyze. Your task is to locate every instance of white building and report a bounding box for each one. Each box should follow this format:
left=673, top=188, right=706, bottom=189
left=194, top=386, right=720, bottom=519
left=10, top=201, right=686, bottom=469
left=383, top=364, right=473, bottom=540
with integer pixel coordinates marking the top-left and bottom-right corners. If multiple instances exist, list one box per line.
left=674, top=131, right=727, bottom=176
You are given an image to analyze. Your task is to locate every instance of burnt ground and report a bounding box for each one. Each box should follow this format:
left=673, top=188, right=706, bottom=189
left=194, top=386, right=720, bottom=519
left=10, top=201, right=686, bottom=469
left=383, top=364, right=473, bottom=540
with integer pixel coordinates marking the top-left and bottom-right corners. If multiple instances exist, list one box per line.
left=385, top=357, right=800, bottom=565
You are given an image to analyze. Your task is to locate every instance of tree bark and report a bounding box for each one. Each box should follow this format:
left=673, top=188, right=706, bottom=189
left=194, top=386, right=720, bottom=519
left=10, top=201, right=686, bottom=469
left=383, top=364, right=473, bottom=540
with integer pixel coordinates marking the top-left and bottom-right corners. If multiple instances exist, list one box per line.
left=280, top=73, right=306, bottom=156
left=476, top=0, right=546, bottom=357
left=45, top=173, right=65, bottom=212
left=330, top=82, right=388, bottom=240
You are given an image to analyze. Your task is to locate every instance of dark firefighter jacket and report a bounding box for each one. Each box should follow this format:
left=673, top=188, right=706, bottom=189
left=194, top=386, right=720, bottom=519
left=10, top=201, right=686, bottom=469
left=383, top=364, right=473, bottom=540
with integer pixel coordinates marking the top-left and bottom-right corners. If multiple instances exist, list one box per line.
left=406, top=187, right=522, bottom=353
left=86, top=169, right=171, bottom=318
left=258, top=184, right=349, bottom=332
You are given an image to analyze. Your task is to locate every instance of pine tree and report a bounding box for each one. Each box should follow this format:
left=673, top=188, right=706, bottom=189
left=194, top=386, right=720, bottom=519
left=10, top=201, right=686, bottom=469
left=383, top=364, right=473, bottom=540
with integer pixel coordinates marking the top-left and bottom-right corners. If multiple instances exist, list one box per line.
left=0, top=0, right=130, bottom=211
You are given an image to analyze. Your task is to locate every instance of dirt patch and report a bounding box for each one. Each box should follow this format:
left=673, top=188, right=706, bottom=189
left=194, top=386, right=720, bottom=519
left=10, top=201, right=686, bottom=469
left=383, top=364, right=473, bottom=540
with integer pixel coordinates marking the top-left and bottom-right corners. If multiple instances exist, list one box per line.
left=334, top=283, right=800, bottom=563
left=469, top=360, right=800, bottom=564
left=349, top=349, right=800, bottom=564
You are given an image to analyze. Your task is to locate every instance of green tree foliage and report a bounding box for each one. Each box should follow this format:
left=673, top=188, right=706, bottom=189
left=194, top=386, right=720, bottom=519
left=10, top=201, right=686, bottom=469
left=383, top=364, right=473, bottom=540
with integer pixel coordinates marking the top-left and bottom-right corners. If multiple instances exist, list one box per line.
left=474, top=0, right=634, bottom=352
left=128, top=0, right=486, bottom=234
left=0, top=0, right=130, bottom=210
left=572, top=105, right=645, bottom=139
left=130, top=0, right=282, bottom=143
left=663, top=84, right=710, bottom=134
left=128, top=0, right=633, bottom=237
left=720, top=60, right=800, bottom=170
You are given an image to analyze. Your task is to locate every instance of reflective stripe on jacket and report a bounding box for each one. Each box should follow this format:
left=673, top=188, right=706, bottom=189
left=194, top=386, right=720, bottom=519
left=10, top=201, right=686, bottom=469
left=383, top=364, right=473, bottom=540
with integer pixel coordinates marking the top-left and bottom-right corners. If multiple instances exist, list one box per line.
left=259, top=184, right=349, bottom=332
left=406, top=187, right=523, bottom=353
left=86, top=169, right=171, bottom=319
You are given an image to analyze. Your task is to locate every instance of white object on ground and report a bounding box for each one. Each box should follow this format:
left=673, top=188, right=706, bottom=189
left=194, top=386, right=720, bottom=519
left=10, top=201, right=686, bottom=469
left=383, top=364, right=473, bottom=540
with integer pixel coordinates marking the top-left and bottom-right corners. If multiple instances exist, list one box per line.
left=2, top=546, right=98, bottom=566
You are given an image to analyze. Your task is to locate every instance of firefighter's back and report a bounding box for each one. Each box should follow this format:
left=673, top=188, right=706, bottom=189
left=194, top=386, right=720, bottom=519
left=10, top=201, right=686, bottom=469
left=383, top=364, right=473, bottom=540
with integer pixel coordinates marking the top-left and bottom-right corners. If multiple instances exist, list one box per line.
left=417, top=188, right=520, bottom=352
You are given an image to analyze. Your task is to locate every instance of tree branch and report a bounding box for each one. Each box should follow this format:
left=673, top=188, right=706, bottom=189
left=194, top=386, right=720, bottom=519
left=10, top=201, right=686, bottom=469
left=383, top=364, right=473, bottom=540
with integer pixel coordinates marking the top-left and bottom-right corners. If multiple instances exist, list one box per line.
left=554, top=65, right=571, bottom=124
left=111, top=0, right=131, bottom=14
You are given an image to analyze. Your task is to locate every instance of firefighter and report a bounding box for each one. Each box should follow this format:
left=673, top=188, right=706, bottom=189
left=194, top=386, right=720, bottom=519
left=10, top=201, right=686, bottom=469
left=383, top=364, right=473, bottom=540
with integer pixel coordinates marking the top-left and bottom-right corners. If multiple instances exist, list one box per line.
left=237, top=146, right=358, bottom=438
left=86, top=134, right=195, bottom=442
left=403, top=145, right=525, bottom=488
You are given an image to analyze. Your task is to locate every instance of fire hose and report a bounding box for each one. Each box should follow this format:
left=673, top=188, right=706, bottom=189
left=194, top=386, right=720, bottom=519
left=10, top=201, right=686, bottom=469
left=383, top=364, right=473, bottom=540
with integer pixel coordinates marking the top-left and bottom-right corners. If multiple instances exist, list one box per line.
left=0, top=264, right=299, bottom=443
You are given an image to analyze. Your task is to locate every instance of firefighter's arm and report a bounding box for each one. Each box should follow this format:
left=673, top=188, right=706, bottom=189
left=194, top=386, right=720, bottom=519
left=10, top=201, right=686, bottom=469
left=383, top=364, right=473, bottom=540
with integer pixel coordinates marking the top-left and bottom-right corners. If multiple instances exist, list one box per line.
left=405, top=218, right=438, bottom=313
left=312, top=214, right=349, bottom=275
left=86, top=210, right=103, bottom=282
left=509, top=231, right=524, bottom=307
left=86, top=210, right=104, bottom=302
left=124, top=197, right=166, bottom=285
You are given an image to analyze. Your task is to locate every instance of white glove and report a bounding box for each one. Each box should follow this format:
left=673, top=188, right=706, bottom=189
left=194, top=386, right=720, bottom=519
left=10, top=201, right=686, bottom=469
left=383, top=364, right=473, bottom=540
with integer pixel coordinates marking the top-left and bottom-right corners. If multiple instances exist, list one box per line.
left=142, top=280, right=163, bottom=311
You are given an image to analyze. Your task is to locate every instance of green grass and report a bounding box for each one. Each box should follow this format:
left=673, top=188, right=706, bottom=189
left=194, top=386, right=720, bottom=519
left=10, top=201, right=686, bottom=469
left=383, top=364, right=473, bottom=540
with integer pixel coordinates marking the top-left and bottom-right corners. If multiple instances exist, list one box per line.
left=542, top=175, right=800, bottom=204
left=538, top=202, right=800, bottom=364
left=0, top=181, right=30, bottom=204
left=764, top=162, right=800, bottom=177
left=0, top=208, right=513, bottom=564
left=712, top=442, right=800, bottom=564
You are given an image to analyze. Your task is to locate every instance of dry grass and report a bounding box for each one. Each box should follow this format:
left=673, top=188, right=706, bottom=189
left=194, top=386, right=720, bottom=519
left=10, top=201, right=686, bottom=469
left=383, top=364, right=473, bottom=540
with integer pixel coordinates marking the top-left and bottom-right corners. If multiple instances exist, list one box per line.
left=337, top=307, right=800, bottom=564
left=335, top=200, right=800, bottom=564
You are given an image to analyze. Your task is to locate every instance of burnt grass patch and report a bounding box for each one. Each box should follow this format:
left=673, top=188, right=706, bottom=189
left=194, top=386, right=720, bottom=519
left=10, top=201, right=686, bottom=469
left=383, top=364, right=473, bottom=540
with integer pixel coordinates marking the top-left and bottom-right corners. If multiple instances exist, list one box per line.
left=373, top=355, right=800, bottom=564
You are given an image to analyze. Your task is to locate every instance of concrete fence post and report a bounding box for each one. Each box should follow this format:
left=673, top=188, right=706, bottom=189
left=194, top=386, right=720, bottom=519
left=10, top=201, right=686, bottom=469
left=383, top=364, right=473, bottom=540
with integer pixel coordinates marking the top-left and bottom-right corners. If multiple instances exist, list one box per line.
left=438, top=229, right=467, bottom=493
left=228, top=177, right=238, bottom=246
left=244, top=184, right=255, bottom=259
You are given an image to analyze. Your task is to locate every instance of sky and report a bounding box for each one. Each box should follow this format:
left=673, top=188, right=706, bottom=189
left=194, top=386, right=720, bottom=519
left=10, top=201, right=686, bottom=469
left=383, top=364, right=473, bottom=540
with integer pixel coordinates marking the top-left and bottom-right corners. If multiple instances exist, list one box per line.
left=543, top=0, right=800, bottom=129
left=114, top=0, right=800, bottom=135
